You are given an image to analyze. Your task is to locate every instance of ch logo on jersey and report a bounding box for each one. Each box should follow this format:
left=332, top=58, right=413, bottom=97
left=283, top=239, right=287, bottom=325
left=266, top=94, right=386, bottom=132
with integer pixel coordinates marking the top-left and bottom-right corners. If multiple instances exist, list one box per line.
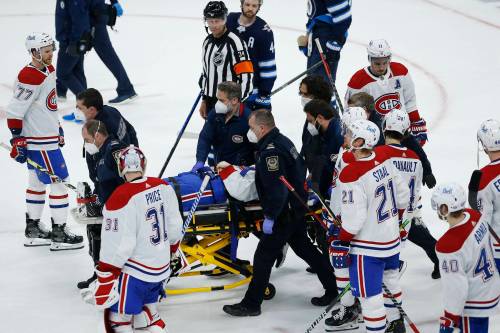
left=46, top=89, right=58, bottom=111
left=374, top=93, right=401, bottom=115
left=232, top=135, right=243, bottom=144
left=213, top=51, right=225, bottom=66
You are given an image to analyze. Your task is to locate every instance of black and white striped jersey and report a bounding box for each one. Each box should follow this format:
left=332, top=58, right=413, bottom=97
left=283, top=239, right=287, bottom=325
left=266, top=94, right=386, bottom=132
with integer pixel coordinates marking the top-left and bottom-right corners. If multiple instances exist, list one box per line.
left=200, top=29, right=254, bottom=101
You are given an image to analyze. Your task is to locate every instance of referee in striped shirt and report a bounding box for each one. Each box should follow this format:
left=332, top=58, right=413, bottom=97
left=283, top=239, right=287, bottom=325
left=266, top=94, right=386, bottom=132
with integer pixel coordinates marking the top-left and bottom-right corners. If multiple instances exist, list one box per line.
left=199, top=1, right=254, bottom=118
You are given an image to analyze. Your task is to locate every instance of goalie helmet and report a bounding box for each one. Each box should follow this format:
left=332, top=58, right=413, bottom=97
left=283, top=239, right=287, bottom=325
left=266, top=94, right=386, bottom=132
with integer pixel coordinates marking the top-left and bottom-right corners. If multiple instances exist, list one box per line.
left=117, top=145, right=147, bottom=177
left=431, top=182, right=466, bottom=217
left=25, top=32, right=55, bottom=55
left=367, top=39, right=391, bottom=60
left=477, top=119, right=500, bottom=152
left=341, top=107, right=367, bottom=133
left=383, top=109, right=410, bottom=135
left=204, top=1, right=228, bottom=19
left=347, top=119, right=380, bottom=150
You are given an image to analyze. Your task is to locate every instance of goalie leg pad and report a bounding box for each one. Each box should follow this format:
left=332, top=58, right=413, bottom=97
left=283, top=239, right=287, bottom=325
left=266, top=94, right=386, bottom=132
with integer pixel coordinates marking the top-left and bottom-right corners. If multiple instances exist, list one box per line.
left=26, top=170, right=47, bottom=220
left=107, top=311, right=133, bottom=333
left=133, top=303, right=166, bottom=330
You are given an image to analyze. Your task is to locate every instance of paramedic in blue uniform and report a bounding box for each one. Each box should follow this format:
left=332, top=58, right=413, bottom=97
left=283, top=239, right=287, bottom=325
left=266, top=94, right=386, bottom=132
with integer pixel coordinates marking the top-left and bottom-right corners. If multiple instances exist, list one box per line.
left=297, top=0, right=352, bottom=82
left=223, top=109, right=338, bottom=316
left=192, top=81, right=256, bottom=172
left=227, top=0, right=276, bottom=110
left=55, top=0, right=90, bottom=99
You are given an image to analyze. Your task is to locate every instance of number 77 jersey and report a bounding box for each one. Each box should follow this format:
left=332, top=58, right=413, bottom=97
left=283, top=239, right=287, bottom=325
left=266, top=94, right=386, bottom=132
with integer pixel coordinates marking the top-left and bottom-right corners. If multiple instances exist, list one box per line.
left=436, top=209, right=500, bottom=319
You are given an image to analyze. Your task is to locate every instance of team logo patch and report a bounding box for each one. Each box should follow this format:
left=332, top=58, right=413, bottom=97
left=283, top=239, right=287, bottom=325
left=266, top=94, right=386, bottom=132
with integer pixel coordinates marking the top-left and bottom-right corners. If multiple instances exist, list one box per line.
left=60, top=0, right=65, bottom=9
left=232, top=135, right=243, bottom=143
left=330, top=153, right=338, bottom=162
left=374, top=92, right=401, bottom=115
left=213, top=51, right=224, bottom=66
left=237, top=50, right=246, bottom=60
left=290, top=147, right=299, bottom=159
left=46, top=89, right=57, bottom=111
left=265, top=156, right=279, bottom=171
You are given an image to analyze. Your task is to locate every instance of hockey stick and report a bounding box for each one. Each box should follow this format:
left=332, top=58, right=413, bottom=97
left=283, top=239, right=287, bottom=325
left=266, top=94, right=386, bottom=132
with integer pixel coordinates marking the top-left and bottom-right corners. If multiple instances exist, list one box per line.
left=279, top=176, right=341, bottom=227
left=180, top=174, right=211, bottom=236
left=382, top=283, right=421, bottom=333
left=158, top=90, right=203, bottom=178
left=314, top=38, right=345, bottom=114
left=309, top=188, right=341, bottom=227
left=304, top=283, right=351, bottom=333
left=268, top=60, right=322, bottom=97
left=0, top=142, right=77, bottom=192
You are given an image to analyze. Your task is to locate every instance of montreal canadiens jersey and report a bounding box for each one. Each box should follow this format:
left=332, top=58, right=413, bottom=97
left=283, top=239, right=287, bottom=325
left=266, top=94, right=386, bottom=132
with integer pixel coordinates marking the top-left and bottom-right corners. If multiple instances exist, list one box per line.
left=337, top=152, right=410, bottom=257
left=7, top=64, right=59, bottom=151
left=218, top=164, right=258, bottom=202
left=330, top=146, right=354, bottom=217
left=345, top=62, right=421, bottom=123
left=436, top=209, right=500, bottom=318
left=227, top=13, right=276, bottom=97
left=477, top=158, right=500, bottom=258
left=101, top=177, right=183, bottom=283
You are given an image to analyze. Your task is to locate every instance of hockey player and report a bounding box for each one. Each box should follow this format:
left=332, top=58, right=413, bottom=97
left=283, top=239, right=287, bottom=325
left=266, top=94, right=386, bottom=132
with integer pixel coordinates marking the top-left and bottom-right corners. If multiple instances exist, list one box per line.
left=475, top=119, right=500, bottom=271
left=93, top=146, right=183, bottom=332
left=329, top=119, right=409, bottom=332
left=297, top=0, right=352, bottom=82
left=6, top=32, right=83, bottom=251
left=216, top=161, right=258, bottom=202
left=345, top=39, right=428, bottom=146
left=227, top=0, right=276, bottom=110
left=432, top=183, right=500, bottom=333
left=199, top=1, right=254, bottom=118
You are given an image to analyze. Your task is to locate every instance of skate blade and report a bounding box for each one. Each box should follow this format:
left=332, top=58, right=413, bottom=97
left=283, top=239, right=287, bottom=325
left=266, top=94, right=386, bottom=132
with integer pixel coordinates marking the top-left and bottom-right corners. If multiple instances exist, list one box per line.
left=50, top=242, right=84, bottom=251
left=324, top=323, right=360, bottom=332
left=24, top=238, right=51, bottom=247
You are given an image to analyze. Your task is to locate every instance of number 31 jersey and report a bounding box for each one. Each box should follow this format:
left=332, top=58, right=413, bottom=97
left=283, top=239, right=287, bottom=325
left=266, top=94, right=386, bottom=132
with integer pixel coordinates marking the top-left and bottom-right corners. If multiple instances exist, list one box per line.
left=436, top=209, right=500, bottom=318
left=101, top=177, right=183, bottom=283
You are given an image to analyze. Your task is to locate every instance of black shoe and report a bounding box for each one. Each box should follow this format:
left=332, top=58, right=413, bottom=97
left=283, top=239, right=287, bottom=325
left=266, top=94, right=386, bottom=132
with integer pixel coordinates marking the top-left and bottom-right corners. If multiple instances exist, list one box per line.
left=24, top=213, right=51, bottom=247
left=324, top=303, right=360, bottom=332
left=50, top=221, right=84, bottom=251
left=222, top=302, right=261, bottom=317
left=77, top=272, right=97, bottom=289
left=386, top=317, right=406, bottom=333
left=306, top=266, right=316, bottom=274
left=431, top=264, right=441, bottom=279
left=311, top=290, right=339, bottom=306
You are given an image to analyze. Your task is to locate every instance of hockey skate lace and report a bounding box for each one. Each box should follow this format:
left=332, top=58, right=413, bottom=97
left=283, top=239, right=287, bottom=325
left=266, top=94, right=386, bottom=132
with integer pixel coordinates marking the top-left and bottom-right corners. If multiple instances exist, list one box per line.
left=63, top=225, right=77, bottom=237
left=333, top=305, right=346, bottom=320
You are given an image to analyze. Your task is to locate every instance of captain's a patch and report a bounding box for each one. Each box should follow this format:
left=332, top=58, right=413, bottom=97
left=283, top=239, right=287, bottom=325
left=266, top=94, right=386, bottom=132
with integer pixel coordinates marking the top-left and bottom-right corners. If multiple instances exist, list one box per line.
left=266, top=156, right=279, bottom=171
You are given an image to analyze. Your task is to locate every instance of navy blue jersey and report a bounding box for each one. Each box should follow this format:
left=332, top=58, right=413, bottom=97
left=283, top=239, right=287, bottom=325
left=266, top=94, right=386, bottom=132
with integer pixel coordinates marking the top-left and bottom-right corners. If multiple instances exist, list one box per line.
left=305, top=0, right=352, bottom=47
left=319, top=118, right=343, bottom=195
left=227, top=13, right=276, bottom=97
left=95, top=105, right=138, bottom=147
left=196, top=104, right=256, bottom=166
left=55, top=0, right=91, bottom=43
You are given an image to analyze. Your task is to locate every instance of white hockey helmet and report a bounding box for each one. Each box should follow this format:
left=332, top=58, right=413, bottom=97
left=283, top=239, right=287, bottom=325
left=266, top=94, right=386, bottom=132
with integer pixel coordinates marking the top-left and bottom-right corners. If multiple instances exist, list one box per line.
left=117, top=145, right=147, bottom=178
left=347, top=119, right=380, bottom=150
left=25, top=32, right=55, bottom=56
left=431, top=182, right=467, bottom=217
left=341, top=107, right=368, bottom=133
left=383, top=109, right=410, bottom=135
left=367, top=39, right=391, bottom=60
left=477, top=119, right=500, bottom=152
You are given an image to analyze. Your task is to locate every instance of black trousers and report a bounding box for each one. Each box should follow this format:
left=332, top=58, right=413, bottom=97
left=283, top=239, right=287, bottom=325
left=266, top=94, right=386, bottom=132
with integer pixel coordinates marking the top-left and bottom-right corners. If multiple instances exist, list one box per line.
left=408, top=219, right=439, bottom=266
left=242, top=212, right=337, bottom=309
left=87, top=224, right=102, bottom=265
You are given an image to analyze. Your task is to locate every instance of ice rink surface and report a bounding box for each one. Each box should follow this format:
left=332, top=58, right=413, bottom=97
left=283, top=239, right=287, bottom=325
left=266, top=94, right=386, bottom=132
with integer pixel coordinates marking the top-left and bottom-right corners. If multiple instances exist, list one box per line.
left=0, top=0, right=499, bottom=332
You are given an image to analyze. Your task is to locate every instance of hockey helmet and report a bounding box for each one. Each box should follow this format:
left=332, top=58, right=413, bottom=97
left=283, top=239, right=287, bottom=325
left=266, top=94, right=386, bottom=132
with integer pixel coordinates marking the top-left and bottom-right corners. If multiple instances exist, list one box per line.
left=117, top=145, right=147, bottom=178
left=367, top=39, right=391, bottom=60
left=383, top=109, right=410, bottom=135
left=431, top=182, right=467, bottom=217
left=477, top=119, right=500, bottom=152
left=347, top=119, right=380, bottom=150
left=204, top=1, right=228, bottom=19
left=25, top=32, right=55, bottom=55
left=341, top=107, right=367, bottom=134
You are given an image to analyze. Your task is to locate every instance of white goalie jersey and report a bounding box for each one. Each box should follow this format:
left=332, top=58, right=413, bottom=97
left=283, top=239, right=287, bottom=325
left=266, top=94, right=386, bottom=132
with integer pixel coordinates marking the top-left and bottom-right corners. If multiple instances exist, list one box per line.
left=100, top=177, right=183, bottom=283
left=218, top=164, right=258, bottom=202
left=7, top=64, right=60, bottom=151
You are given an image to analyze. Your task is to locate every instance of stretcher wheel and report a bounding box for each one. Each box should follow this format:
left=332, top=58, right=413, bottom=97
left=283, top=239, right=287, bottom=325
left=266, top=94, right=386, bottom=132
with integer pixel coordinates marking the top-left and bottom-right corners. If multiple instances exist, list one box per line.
left=263, top=283, right=276, bottom=300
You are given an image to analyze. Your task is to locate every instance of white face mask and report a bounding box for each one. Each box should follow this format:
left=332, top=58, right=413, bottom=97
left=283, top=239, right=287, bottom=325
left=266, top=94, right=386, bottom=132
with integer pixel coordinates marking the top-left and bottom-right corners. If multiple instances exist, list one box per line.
left=247, top=129, right=258, bottom=143
left=307, top=121, right=319, bottom=136
left=215, top=100, right=230, bottom=114
left=74, top=109, right=86, bottom=121
left=84, top=141, right=99, bottom=155
left=301, top=96, right=312, bottom=108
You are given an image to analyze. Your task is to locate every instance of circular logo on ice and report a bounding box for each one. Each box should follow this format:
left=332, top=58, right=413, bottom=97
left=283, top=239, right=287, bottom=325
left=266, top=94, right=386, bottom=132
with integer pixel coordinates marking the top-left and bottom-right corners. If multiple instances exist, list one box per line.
left=374, top=93, right=401, bottom=115
left=46, top=89, right=57, bottom=111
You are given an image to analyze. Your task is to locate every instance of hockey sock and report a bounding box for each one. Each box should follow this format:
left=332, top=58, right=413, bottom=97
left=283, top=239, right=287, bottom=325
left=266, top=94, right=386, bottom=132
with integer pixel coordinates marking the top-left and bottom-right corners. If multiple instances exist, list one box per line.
left=383, top=268, right=403, bottom=322
left=49, top=182, right=68, bottom=224
left=335, top=267, right=354, bottom=307
left=26, top=170, right=47, bottom=220
left=360, top=294, right=386, bottom=332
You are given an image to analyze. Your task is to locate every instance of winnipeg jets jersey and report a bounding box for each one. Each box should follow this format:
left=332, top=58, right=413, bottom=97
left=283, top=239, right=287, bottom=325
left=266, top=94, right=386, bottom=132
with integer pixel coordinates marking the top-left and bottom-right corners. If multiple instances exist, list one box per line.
left=436, top=209, right=500, bottom=318
left=477, top=158, right=500, bottom=260
left=100, top=177, right=183, bottom=283
left=345, top=62, right=421, bottom=123
left=337, top=152, right=410, bottom=257
left=7, top=64, right=60, bottom=151
left=218, top=164, right=258, bottom=202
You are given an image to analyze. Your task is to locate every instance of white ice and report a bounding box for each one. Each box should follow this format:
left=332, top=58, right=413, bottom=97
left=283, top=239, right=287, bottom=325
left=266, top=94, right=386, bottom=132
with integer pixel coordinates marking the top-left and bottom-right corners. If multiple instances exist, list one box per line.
left=0, top=0, right=499, bottom=332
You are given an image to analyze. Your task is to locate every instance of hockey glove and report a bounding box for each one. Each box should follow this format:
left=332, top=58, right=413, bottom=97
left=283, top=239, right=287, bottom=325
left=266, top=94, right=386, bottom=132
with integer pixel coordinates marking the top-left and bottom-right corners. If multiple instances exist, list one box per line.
left=325, top=40, right=342, bottom=62
left=329, top=240, right=350, bottom=269
left=170, top=247, right=189, bottom=278
left=263, top=217, right=274, bottom=235
left=410, top=119, right=428, bottom=146
left=113, top=2, right=123, bottom=16
left=66, top=42, right=87, bottom=57
left=94, top=265, right=120, bottom=310
left=10, top=136, right=27, bottom=164
left=58, top=126, right=65, bottom=147
left=191, top=161, right=205, bottom=173
left=439, top=315, right=460, bottom=333
left=252, top=96, right=272, bottom=111
left=423, top=173, right=437, bottom=189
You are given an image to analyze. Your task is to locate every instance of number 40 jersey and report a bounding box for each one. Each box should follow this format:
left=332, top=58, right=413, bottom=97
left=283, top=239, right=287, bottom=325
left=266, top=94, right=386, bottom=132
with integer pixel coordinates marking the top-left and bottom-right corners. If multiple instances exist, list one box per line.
left=101, top=177, right=183, bottom=283
left=436, top=209, right=500, bottom=319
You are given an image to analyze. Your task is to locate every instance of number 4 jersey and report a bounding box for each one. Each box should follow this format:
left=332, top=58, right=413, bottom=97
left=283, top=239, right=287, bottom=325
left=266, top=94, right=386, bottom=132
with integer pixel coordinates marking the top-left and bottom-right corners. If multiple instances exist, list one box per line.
left=101, top=177, right=183, bottom=283
left=436, top=209, right=500, bottom=319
